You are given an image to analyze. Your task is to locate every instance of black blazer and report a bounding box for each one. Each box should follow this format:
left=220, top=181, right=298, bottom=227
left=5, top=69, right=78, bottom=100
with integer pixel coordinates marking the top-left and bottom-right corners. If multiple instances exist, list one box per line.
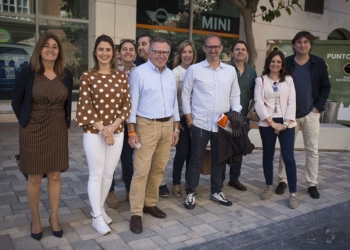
left=218, top=111, right=254, bottom=165
left=11, top=66, right=73, bottom=128
left=285, top=54, right=331, bottom=113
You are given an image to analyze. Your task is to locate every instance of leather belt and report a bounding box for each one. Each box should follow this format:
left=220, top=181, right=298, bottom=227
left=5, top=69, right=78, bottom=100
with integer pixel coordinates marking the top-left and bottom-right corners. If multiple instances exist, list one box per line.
left=138, top=116, right=172, bottom=122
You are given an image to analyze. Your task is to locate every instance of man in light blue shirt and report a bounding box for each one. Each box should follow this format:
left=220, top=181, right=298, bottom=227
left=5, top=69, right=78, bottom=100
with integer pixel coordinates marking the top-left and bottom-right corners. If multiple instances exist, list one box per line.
left=182, top=34, right=241, bottom=210
left=127, top=37, right=180, bottom=234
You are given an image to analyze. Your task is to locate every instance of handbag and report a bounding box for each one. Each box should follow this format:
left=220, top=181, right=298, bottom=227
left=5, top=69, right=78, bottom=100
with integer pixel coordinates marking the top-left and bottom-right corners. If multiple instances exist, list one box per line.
left=246, top=76, right=263, bottom=122
left=200, top=150, right=211, bottom=175
left=246, top=100, right=259, bottom=122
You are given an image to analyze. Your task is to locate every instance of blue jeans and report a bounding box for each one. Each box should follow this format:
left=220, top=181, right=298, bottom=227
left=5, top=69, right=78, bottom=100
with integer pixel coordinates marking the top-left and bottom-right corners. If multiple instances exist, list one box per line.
left=186, top=125, right=225, bottom=195
left=259, top=118, right=297, bottom=193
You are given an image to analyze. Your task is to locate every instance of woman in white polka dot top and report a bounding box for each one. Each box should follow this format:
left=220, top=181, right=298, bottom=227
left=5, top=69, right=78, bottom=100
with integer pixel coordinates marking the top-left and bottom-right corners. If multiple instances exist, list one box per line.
left=76, top=35, right=131, bottom=235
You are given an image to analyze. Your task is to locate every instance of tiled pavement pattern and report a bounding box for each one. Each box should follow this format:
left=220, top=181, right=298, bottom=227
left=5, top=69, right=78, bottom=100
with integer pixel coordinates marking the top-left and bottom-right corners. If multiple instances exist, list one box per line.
left=1, top=122, right=350, bottom=250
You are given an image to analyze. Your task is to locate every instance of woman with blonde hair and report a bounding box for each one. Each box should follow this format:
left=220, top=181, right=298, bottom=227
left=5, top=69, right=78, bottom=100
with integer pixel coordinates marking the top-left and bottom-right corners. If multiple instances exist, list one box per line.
left=171, top=40, right=197, bottom=197
left=12, top=32, right=73, bottom=240
left=76, top=34, right=131, bottom=235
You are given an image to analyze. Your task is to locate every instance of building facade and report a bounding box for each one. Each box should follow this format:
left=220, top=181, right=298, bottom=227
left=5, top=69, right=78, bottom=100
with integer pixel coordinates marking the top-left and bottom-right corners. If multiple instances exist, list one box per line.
left=0, top=0, right=349, bottom=120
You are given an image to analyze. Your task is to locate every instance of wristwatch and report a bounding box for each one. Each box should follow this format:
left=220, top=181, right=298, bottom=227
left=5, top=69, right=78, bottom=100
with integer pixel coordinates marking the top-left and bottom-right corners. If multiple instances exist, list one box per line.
left=283, top=121, right=289, bottom=127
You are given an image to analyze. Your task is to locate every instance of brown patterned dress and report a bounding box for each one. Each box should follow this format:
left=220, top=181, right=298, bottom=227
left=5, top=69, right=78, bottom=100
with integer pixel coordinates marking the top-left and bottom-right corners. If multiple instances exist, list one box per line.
left=19, top=74, right=69, bottom=175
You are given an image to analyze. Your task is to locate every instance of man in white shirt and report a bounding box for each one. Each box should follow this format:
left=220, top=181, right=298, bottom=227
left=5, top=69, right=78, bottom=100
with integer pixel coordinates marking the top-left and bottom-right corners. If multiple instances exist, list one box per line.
left=128, top=37, right=180, bottom=233
left=182, top=34, right=241, bottom=210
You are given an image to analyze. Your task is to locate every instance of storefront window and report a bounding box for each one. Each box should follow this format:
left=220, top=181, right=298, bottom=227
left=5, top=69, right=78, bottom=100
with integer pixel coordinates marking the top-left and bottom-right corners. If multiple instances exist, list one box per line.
left=0, top=15, right=35, bottom=99
left=136, top=0, right=240, bottom=67
left=39, top=19, right=88, bottom=95
left=0, top=0, right=35, bottom=15
left=0, top=0, right=89, bottom=101
left=38, top=0, right=88, bottom=20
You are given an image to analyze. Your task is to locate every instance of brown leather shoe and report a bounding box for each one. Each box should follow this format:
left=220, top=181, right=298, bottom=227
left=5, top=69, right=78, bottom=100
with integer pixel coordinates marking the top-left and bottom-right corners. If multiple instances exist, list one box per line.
left=228, top=180, right=247, bottom=191
left=106, top=192, right=119, bottom=209
left=143, top=206, right=166, bottom=218
left=130, top=215, right=142, bottom=234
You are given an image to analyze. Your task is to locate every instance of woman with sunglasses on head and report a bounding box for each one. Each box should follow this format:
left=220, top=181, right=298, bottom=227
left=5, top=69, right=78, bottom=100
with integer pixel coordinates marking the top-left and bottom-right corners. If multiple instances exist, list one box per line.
left=76, top=34, right=131, bottom=235
left=171, top=40, right=197, bottom=198
left=254, top=50, right=298, bottom=209
left=106, top=39, right=137, bottom=208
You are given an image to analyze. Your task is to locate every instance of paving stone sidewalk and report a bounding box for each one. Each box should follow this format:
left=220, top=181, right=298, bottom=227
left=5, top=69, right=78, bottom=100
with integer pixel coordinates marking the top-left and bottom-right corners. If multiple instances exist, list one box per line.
left=1, top=122, right=350, bottom=250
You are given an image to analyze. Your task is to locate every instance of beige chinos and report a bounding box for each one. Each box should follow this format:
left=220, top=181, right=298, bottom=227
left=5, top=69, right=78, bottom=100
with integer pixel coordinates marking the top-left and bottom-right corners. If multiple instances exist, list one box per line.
left=129, top=117, right=173, bottom=216
left=278, top=111, right=320, bottom=187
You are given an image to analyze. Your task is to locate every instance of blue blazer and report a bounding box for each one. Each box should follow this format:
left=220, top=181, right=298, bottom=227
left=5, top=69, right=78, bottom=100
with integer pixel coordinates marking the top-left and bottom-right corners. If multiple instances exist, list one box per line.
left=11, top=66, right=73, bottom=128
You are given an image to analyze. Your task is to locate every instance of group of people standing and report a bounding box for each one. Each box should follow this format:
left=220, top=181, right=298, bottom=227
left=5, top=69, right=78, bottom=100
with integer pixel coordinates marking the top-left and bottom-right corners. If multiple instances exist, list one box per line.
left=11, top=29, right=330, bottom=240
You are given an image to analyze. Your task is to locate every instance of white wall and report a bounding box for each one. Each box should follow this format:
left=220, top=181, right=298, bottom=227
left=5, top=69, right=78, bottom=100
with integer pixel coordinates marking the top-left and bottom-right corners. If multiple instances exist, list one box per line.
left=250, top=0, right=350, bottom=74
left=89, top=0, right=137, bottom=68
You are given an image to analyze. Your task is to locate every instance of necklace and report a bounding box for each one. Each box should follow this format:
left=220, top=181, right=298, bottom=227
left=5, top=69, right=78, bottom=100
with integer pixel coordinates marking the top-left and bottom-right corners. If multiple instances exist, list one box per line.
left=269, top=78, right=280, bottom=113
left=45, top=71, right=56, bottom=79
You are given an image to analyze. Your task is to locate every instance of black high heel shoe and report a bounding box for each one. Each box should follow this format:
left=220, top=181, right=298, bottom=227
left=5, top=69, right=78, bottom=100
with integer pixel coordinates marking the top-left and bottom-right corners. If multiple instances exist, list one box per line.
left=30, top=221, right=42, bottom=241
left=49, top=217, right=63, bottom=238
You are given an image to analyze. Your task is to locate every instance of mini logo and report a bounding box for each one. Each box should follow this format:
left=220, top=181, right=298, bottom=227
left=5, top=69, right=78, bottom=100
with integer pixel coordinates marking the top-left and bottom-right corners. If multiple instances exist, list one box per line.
left=155, top=8, right=168, bottom=24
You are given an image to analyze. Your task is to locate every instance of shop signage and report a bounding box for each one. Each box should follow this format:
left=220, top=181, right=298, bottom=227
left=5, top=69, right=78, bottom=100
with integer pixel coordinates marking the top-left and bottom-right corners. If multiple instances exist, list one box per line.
left=155, top=8, right=168, bottom=24
left=201, top=13, right=239, bottom=34
left=0, top=29, right=11, bottom=43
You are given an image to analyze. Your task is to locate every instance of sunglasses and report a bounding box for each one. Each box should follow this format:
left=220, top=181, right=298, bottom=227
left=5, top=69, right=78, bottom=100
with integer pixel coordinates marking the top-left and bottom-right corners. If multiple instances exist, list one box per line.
left=120, top=39, right=136, bottom=45
left=273, top=82, right=278, bottom=92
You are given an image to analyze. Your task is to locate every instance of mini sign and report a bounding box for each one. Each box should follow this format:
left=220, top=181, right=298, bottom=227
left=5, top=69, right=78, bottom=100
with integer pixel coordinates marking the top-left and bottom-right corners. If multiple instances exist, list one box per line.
left=201, top=13, right=239, bottom=34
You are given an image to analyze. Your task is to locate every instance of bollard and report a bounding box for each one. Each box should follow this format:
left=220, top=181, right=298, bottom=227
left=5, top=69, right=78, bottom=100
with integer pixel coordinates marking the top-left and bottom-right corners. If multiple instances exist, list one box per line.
left=320, top=100, right=340, bottom=123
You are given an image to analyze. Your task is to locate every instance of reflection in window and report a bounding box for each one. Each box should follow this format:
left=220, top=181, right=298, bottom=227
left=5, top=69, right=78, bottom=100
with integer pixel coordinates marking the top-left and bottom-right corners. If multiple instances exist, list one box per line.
left=39, top=19, right=88, bottom=91
left=136, top=0, right=238, bottom=66
left=0, top=16, right=35, bottom=99
left=39, top=0, right=88, bottom=20
left=0, top=0, right=35, bottom=14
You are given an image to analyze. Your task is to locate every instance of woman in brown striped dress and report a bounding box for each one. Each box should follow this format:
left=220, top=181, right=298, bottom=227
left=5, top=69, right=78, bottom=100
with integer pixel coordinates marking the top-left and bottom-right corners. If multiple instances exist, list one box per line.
left=11, top=32, right=73, bottom=240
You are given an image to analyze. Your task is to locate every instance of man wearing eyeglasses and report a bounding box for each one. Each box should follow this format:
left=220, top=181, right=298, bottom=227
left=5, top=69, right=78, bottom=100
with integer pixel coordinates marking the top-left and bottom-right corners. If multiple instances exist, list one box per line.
left=127, top=37, right=180, bottom=234
left=182, top=34, right=241, bottom=210
left=277, top=31, right=330, bottom=200
left=134, top=34, right=172, bottom=198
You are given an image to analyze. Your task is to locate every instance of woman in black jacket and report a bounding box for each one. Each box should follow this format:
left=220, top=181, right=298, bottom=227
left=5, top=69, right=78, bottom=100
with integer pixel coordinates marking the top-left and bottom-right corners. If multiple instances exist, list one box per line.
left=11, top=32, right=73, bottom=240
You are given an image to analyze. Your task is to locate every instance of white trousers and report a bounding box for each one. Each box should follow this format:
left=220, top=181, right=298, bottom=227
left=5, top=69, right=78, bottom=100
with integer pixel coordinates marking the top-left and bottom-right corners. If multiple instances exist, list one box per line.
left=279, top=111, right=320, bottom=187
left=83, top=133, right=123, bottom=217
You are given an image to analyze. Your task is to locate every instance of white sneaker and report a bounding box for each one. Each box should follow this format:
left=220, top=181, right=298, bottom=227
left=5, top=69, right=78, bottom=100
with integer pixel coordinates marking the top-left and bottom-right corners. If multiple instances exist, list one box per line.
left=90, top=207, right=112, bottom=225
left=289, top=193, right=299, bottom=209
left=184, top=192, right=196, bottom=210
left=101, top=207, right=112, bottom=225
left=210, top=192, right=232, bottom=206
left=92, top=215, right=111, bottom=235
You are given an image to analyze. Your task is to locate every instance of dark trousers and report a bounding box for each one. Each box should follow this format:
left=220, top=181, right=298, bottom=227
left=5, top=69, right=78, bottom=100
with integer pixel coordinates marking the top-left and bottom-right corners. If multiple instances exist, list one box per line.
left=172, top=116, right=191, bottom=185
left=109, top=123, right=134, bottom=193
left=186, top=125, right=225, bottom=195
left=222, top=154, right=243, bottom=182
left=259, top=118, right=297, bottom=193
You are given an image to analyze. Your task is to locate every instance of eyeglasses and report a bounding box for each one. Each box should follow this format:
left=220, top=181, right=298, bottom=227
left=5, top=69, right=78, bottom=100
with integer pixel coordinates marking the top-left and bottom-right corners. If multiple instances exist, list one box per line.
left=273, top=82, right=278, bottom=92
left=152, top=50, right=170, bottom=56
left=204, top=45, right=221, bottom=51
